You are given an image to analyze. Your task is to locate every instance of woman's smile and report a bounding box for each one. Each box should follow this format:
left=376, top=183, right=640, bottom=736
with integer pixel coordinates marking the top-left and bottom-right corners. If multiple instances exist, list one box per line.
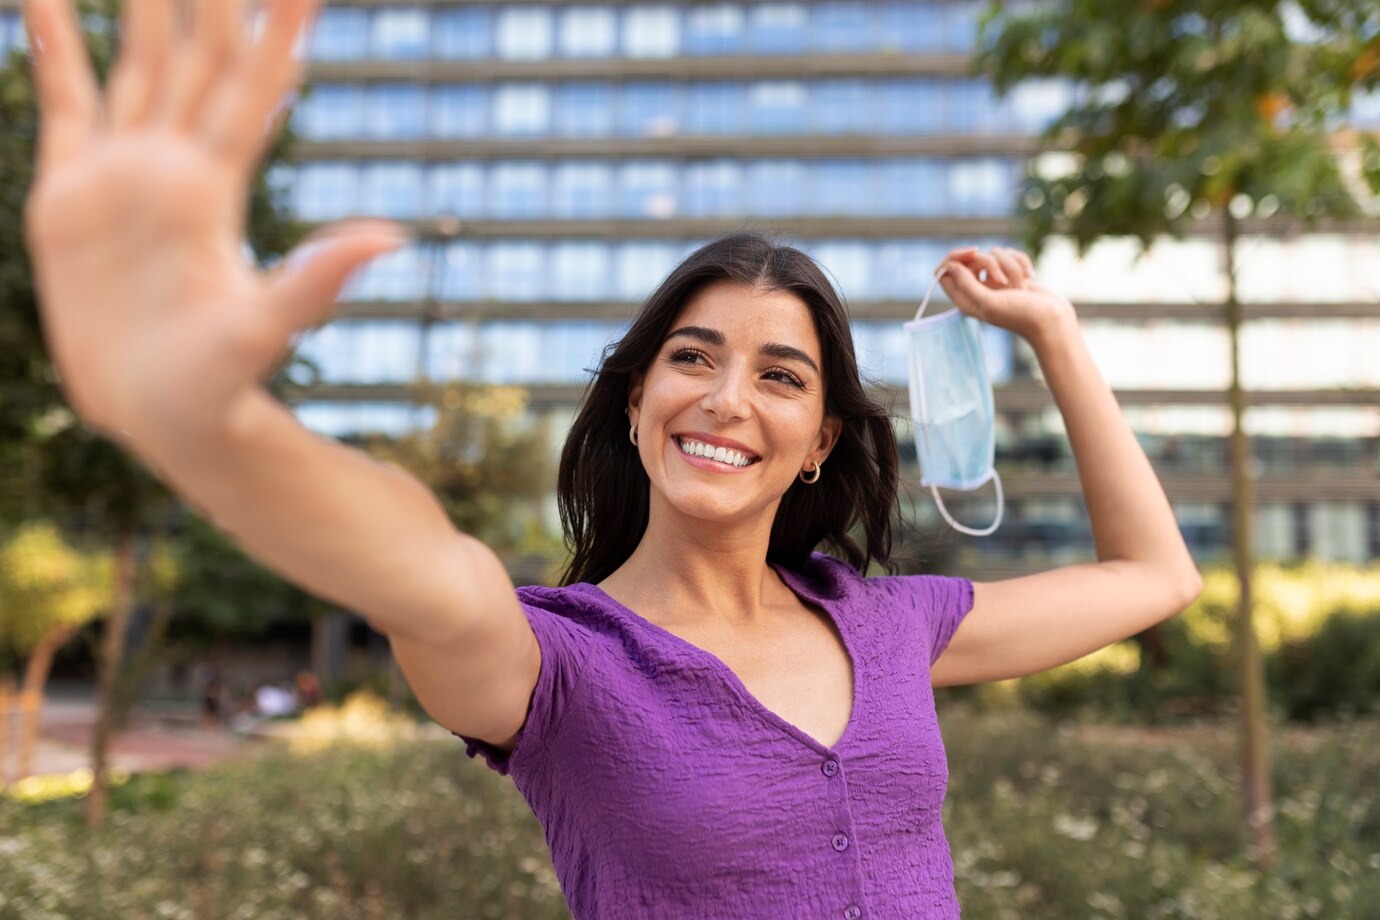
left=671, top=433, right=762, bottom=472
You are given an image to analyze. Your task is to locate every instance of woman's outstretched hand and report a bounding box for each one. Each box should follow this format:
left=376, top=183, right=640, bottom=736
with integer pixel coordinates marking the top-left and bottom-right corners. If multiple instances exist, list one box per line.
left=937, top=246, right=1078, bottom=347
left=22, top=0, right=407, bottom=447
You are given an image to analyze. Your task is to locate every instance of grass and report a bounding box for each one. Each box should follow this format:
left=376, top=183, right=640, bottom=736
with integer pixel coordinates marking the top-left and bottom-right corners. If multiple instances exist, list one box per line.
left=1, top=704, right=1376, bottom=919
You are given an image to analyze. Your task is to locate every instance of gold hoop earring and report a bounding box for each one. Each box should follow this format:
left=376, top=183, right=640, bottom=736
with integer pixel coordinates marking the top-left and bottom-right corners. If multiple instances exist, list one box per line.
left=629, top=424, right=639, bottom=446
left=799, top=459, right=822, bottom=484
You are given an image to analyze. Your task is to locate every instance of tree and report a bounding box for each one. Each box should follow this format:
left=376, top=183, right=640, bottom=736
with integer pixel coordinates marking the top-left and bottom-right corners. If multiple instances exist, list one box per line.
left=0, top=0, right=306, bottom=825
left=976, top=0, right=1380, bottom=869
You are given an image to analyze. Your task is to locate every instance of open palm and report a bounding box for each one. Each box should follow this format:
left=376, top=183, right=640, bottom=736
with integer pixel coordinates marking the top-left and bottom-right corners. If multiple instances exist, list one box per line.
left=22, top=0, right=405, bottom=445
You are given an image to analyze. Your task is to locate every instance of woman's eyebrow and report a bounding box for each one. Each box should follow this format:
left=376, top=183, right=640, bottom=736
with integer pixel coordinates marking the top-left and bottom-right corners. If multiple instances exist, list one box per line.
left=665, top=326, right=820, bottom=376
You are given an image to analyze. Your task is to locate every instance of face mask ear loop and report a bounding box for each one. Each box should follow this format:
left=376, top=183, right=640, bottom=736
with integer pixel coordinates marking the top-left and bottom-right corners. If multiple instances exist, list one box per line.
left=930, top=471, right=1004, bottom=537
left=910, top=267, right=947, bottom=449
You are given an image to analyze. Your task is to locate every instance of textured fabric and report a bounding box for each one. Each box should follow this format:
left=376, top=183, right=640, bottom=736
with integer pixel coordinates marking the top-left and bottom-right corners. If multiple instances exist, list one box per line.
left=455, top=551, right=975, bottom=919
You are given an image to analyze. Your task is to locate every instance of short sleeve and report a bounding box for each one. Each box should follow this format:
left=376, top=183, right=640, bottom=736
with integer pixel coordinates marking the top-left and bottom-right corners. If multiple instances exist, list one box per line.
left=901, top=574, right=975, bottom=668
left=453, top=593, right=588, bottom=777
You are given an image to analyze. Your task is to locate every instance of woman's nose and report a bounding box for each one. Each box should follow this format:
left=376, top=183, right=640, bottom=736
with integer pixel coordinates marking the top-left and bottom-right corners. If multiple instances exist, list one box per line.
left=700, top=364, right=753, bottom=421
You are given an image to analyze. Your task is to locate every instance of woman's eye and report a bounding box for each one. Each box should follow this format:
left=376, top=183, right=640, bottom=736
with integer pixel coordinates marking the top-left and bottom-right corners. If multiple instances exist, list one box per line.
left=668, top=348, right=706, bottom=364
left=765, top=368, right=805, bottom=388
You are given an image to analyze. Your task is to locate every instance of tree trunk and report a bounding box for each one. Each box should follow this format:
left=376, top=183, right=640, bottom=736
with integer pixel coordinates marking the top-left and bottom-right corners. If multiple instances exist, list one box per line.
left=86, top=521, right=137, bottom=829
left=18, top=623, right=79, bottom=777
left=1224, top=212, right=1276, bottom=869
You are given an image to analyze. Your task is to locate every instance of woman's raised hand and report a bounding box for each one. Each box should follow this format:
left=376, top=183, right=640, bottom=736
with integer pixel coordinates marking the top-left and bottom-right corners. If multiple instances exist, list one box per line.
left=937, top=246, right=1078, bottom=347
left=22, top=0, right=407, bottom=447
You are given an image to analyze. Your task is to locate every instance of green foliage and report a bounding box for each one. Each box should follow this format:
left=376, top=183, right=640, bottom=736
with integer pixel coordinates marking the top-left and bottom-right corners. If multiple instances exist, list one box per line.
left=975, top=0, right=1380, bottom=256
left=0, top=521, right=113, bottom=669
left=943, top=560, right=1380, bottom=722
left=0, top=0, right=309, bottom=534
left=358, top=382, right=558, bottom=556
left=0, top=709, right=1375, bottom=918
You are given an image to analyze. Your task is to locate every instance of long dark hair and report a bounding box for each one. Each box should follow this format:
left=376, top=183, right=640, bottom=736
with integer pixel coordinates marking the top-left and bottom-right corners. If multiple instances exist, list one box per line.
left=557, top=231, right=900, bottom=586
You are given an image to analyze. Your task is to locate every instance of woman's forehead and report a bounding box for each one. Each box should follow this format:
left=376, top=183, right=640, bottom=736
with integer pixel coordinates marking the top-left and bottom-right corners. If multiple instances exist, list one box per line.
left=672, top=281, right=820, bottom=352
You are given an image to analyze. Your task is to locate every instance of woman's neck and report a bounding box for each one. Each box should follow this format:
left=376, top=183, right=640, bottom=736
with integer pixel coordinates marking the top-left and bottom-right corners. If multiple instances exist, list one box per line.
left=598, top=500, right=790, bottom=630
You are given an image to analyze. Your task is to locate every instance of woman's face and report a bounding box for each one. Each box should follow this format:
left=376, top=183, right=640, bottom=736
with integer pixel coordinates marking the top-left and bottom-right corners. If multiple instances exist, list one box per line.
left=628, top=279, right=841, bottom=525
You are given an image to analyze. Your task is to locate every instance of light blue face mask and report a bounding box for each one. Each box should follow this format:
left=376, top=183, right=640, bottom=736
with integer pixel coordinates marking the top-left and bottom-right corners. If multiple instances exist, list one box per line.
left=903, top=268, right=1005, bottom=536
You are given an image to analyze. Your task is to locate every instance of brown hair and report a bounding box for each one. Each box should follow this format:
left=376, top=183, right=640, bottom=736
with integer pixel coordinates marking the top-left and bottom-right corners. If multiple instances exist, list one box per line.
left=557, top=231, right=900, bottom=586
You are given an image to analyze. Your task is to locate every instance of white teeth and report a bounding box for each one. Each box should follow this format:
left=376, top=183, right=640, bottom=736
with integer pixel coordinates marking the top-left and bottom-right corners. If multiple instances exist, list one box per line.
left=677, top=438, right=754, bottom=468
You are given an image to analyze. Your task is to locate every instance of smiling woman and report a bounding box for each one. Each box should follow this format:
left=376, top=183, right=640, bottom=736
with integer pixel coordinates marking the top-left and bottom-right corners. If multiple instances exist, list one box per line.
left=558, top=232, right=901, bottom=588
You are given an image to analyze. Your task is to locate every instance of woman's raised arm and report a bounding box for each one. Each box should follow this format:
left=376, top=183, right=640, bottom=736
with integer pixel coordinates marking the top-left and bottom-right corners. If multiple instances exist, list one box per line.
left=22, top=0, right=539, bottom=740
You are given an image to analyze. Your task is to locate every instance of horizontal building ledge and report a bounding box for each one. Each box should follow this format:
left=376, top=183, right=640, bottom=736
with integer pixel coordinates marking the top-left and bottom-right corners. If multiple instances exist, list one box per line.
left=291, top=382, right=1380, bottom=411
left=293, top=135, right=1044, bottom=160
left=334, top=299, right=1380, bottom=323
left=304, top=52, right=977, bottom=83
left=305, top=215, right=1380, bottom=241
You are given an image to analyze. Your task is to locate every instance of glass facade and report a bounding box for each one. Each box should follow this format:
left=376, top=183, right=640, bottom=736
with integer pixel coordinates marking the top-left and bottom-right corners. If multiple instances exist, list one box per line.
left=286, top=158, right=1019, bottom=221
left=291, top=78, right=1069, bottom=140
left=23, top=0, right=1344, bottom=567
left=303, top=3, right=989, bottom=62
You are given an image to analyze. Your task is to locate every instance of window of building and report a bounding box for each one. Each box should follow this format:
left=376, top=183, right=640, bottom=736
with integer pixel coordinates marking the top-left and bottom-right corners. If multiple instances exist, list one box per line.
left=438, top=242, right=485, bottom=301
left=1310, top=503, right=1368, bottom=563
left=559, top=6, right=618, bottom=57
left=811, top=80, right=873, bottom=134
left=685, top=4, right=746, bottom=55
left=293, top=163, right=358, bottom=221
left=746, top=160, right=807, bottom=215
left=496, top=6, right=554, bottom=59
left=948, top=157, right=1017, bottom=216
left=943, top=1, right=983, bottom=51
left=490, top=162, right=549, bottom=219
left=481, top=323, right=544, bottom=382
left=684, top=160, right=745, bottom=217
left=307, top=7, right=370, bottom=60
left=365, top=83, right=427, bottom=139
left=748, top=4, right=807, bottom=54
left=748, top=81, right=807, bottom=133
left=687, top=81, right=745, bottom=134
left=347, top=249, right=427, bottom=302
left=493, top=83, right=552, bottom=135
left=552, top=162, right=615, bottom=218
left=880, top=78, right=946, bottom=134
left=615, top=241, right=682, bottom=299
left=813, top=160, right=876, bottom=217
left=554, top=82, right=616, bottom=136
left=435, top=7, right=493, bottom=59
left=292, top=84, right=364, bottom=140
left=878, top=2, right=946, bottom=53
left=430, top=84, right=488, bottom=138
left=551, top=241, right=613, bottom=301
left=878, top=159, right=948, bottom=216
left=618, top=161, right=679, bottom=218
left=810, top=2, right=876, bottom=52
left=809, top=239, right=873, bottom=299
left=623, top=6, right=680, bottom=58
left=620, top=81, right=680, bottom=136
left=360, top=162, right=424, bottom=218
left=427, top=162, right=488, bottom=219
left=487, top=242, right=547, bottom=301
left=873, top=240, right=953, bottom=300
left=371, top=7, right=430, bottom=59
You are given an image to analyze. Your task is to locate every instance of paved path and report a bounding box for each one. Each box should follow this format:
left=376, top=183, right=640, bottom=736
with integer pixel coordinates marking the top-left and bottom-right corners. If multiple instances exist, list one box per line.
left=2, top=697, right=250, bottom=784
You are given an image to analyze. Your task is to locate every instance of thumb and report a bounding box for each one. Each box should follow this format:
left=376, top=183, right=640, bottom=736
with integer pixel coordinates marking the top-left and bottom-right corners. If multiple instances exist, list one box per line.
left=263, top=220, right=412, bottom=333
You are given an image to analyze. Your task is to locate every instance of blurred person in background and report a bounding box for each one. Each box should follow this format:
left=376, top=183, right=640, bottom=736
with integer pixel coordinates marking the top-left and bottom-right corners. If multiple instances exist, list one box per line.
left=18, top=0, right=1202, bottom=916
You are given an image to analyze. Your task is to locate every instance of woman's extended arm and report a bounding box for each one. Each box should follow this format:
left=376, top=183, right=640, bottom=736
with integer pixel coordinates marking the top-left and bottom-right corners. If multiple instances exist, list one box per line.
left=927, top=248, right=1203, bottom=687
left=21, top=0, right=542, bottom=742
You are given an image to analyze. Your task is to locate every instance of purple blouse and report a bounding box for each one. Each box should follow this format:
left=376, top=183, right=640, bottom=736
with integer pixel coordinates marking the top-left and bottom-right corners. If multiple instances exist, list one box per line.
left=456, top=551, right=975, bottom=919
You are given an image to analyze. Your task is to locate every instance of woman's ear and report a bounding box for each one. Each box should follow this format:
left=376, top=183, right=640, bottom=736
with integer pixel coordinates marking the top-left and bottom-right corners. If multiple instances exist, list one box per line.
left=627, top=370, right=645, bottom=426
left=817, top=414, right=843, bottom=462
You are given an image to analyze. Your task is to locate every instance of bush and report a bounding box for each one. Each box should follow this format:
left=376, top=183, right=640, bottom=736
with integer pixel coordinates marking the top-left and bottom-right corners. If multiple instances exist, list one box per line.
left=944, top=560, right=1380, bottom=723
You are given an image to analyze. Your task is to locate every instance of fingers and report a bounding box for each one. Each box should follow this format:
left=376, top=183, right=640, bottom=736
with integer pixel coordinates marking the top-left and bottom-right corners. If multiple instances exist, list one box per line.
left=950, top=249, right=1010, bottom=287
left=262, top=220, right=411, bottom=335
left=105, top=0, right=176, bottom=130
left=202, top=0, right=319, bottom=171
left=988, top=248, right=1030, bottom=288
left=937, top=259, right=995, bottom=318
left=161, top=0, right=247, bottom=130
left=23, top=0, right=99, bottom=172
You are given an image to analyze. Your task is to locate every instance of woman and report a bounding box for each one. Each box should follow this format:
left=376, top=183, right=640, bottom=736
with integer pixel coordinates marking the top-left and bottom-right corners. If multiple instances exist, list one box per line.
left=20, top=0, right=1203, bottom=916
